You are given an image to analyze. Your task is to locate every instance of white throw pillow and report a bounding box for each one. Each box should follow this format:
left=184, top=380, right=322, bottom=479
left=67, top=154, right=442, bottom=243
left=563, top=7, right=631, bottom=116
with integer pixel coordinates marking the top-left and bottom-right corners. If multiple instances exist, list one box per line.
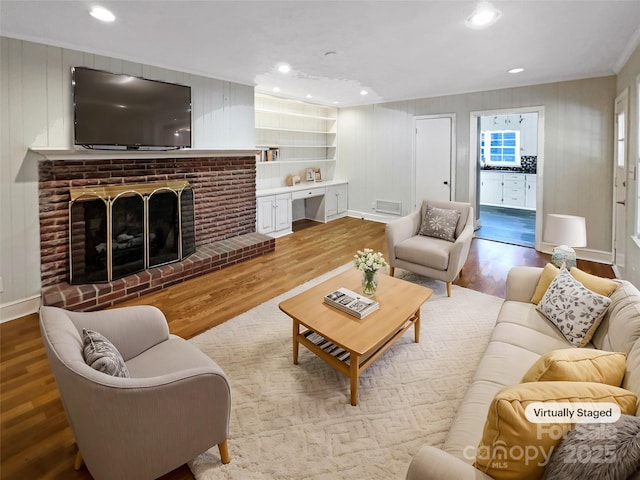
left=536, top=268, right=611, bottom=347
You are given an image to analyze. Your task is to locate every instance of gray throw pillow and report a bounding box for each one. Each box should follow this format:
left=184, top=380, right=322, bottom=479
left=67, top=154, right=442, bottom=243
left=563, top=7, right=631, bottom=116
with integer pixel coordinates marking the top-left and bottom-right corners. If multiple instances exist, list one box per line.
left=418, top=204, right=460, bottom=242
left=537, top=268, right=611, bottom=347
left=82, top=329, right=129, bottom=378
left=542, top=414, right=640, bottom=480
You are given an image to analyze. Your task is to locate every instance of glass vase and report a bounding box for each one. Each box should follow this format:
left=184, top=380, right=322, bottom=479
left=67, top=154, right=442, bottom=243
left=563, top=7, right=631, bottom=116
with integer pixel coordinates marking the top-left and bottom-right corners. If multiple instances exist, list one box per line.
left=362, top=269, right=378, bottom=296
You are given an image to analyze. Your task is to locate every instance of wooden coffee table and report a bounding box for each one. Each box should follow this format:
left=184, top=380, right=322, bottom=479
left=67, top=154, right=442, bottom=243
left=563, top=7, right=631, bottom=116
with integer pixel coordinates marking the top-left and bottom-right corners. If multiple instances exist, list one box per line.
left=279, top=268, right=433, bottom=406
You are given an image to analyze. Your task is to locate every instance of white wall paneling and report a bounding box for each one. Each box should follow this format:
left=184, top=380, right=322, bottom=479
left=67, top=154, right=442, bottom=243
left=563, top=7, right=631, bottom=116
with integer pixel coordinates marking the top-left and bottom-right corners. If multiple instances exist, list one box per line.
left=0, top=36, right=255, bottom=320
left=338, top=76, right=616, bottom=261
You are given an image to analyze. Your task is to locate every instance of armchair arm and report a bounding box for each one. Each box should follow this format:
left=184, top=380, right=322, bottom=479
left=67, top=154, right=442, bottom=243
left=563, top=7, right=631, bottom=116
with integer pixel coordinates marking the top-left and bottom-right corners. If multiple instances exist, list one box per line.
left=386, top=209, right=422, bottom=263
left=65, top=305, right=170, bottom=361
left=407, top=446, right=494, bottom=480
left=446, top=208, right=475, bottom=279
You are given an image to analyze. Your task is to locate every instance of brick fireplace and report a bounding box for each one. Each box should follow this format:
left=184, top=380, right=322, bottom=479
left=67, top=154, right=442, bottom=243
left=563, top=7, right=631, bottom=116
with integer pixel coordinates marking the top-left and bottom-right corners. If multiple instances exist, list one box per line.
left=37, top=151, right=274, bottom=311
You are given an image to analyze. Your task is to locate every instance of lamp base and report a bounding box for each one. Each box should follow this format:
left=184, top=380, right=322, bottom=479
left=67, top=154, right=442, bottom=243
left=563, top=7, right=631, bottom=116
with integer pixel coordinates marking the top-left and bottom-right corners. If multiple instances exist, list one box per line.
left=551, top=245, right=577, bottom=269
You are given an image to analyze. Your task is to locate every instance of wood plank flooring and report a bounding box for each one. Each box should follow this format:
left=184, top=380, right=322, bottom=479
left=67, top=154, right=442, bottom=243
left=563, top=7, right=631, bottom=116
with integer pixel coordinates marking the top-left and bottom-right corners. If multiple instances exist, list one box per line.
left=0, top=217, right=615, bottom=480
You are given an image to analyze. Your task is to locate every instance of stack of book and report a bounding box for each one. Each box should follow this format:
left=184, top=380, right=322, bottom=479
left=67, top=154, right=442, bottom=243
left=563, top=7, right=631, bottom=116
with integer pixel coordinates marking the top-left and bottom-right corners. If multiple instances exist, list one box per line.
left=323, top=287, right=379, bottom=319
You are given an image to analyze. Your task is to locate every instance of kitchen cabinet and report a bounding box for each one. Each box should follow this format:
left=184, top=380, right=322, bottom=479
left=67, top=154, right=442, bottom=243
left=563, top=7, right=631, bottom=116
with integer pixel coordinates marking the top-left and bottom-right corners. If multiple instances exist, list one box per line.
left=480, top=171, right=536, bottom=210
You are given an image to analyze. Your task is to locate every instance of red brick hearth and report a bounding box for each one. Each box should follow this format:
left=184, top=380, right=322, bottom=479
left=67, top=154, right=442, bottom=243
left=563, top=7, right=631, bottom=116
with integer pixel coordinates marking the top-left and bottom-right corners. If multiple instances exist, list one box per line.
left=41, top=233, right=273, bottom=311
left=38, top=152, right=275, bottom=311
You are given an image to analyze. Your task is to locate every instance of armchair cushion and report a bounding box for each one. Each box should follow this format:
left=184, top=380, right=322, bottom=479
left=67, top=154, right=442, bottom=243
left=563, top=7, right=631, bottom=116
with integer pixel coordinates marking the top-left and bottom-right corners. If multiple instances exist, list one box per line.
left=82, top=329, right=129, bottom=378
left=395, top=235, right=452, bottom=270
left=418, top=203, right=460, bottom=242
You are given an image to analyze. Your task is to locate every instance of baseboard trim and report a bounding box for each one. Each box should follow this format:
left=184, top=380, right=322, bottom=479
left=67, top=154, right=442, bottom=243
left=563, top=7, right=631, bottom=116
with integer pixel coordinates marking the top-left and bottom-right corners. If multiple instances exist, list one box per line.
left=347, top=210, right=396, bottom=224
left=1, top=295, right=41, bottom=323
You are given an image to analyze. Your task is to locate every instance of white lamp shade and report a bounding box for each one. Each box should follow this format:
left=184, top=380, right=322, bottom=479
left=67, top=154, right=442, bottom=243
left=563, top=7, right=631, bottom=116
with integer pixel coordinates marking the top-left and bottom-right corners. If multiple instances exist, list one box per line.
left=543, top=214, right=587, bottom=248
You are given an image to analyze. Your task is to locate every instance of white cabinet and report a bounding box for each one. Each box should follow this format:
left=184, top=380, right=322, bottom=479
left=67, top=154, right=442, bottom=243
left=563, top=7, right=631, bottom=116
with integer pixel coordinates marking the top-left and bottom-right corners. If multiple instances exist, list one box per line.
left=480, top=172, right=503, bottom=206
left=502, top=173, right=526, bottom=207
left=525, top=174, right=537, bottom=209
left=256, top=193, right=292, bottom=237
left=480, top=172, right=536, bottom=210
left=326, top=183, right=348, bottom=218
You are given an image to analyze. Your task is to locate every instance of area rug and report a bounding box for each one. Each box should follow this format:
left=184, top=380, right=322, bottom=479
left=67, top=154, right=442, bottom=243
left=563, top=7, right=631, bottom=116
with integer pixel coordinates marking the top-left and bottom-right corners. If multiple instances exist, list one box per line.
left=187, top=265, right=503, bottom=480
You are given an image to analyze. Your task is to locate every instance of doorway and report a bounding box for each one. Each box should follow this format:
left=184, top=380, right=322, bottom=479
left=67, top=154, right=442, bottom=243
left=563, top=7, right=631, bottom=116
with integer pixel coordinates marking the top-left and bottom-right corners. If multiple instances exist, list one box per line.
left=470, top=107, right=544, bottom=249
left=613, top=89, right=628, bottom=272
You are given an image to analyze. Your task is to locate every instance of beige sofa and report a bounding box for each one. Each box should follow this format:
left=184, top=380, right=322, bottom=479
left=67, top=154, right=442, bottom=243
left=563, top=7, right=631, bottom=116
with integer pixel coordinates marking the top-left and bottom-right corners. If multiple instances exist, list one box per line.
left=406, top=266, right=640, bottom=480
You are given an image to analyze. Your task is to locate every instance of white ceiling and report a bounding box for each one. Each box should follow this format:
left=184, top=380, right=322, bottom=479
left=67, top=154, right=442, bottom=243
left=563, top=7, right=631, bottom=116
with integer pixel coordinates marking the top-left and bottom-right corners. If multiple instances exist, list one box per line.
left=2, top=1, right=640, bottom=107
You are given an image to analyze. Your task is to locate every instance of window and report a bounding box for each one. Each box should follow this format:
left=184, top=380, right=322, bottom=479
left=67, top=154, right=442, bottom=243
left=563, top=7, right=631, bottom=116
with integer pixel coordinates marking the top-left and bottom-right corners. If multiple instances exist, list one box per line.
left=481, top=130, right=521, bottom=167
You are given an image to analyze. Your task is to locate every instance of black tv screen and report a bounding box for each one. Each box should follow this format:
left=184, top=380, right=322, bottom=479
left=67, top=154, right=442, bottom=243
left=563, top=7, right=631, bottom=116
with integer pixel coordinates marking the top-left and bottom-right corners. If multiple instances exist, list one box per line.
left=73, top=67, right=192, bottom=149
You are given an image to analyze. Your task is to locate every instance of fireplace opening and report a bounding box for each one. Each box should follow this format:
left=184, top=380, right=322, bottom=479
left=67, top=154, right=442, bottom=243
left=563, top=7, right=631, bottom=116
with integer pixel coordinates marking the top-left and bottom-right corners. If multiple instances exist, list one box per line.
left=69, top=181, right=195, bottom=284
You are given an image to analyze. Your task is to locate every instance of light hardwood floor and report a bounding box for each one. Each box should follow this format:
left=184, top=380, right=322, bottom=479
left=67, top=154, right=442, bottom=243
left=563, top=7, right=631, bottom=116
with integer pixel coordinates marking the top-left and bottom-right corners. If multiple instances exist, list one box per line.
left=0, top=217, right=614, bottom=480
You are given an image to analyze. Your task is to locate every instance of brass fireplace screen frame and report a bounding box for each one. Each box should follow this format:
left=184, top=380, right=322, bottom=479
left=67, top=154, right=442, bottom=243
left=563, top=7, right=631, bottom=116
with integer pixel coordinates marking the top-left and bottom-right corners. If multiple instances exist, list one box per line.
left=69, top=180, right=195, bottom=284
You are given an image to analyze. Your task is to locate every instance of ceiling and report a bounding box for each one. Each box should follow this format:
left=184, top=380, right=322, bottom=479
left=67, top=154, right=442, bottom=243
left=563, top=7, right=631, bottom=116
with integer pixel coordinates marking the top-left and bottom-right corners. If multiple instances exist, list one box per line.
left=2, top=1, right=640, bottom=107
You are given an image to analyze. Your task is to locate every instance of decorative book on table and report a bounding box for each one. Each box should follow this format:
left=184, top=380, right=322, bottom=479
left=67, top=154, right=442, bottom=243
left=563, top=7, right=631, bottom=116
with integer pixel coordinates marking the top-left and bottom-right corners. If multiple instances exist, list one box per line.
left=324, top=288, right=379, bottom=319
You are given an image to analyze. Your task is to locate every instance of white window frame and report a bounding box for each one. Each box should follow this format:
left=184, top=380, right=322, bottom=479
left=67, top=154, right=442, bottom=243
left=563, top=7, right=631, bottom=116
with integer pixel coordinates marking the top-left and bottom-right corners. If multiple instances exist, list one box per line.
left=481, top=129, right=521, bottom=167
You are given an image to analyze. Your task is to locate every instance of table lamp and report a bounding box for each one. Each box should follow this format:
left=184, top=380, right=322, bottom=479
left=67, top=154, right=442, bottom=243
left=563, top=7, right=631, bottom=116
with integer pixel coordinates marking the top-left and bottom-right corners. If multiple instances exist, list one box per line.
left=543, top=214, right=587, bottom=269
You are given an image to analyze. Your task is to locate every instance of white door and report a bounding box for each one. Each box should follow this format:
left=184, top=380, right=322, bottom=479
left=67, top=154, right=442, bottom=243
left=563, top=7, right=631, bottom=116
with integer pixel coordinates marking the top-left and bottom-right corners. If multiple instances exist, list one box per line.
left=613, top=89, right=628, bottom=270
left=414, top=115, right=454, bottom=207
left=257, top=196, right=275, bottom=234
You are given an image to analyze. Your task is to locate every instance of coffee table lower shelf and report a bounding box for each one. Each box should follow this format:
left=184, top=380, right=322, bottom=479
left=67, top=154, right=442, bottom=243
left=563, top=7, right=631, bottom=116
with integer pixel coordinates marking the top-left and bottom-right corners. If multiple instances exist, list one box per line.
left=293, top=313, right=418, bottom=406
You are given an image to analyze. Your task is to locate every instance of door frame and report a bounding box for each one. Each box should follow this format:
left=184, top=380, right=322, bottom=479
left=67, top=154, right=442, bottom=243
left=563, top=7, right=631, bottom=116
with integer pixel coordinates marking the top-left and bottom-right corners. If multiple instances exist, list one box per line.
left=412, top=113, right=456, bottom=210
left=469, top=106, right=545, bottom=251
left=613, top=87, right=629, bottom=273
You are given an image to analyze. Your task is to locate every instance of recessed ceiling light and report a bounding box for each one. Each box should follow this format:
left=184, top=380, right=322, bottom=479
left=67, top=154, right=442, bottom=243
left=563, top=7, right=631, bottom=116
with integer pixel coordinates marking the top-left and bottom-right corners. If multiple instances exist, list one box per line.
left=508, top=67, right=524, bottom=74
left=305, top=94, right=313, bottom=99
left=466, top=2, right=500, bottom=28
left=89, top=6, right=115, bottom=22
left=332, top=101, right=340, bottom=105
left=277, top=63, right=291, bottom=74
left=360, top=90, right=368, bottom=96
left=272, top=87, right=280, bottom=92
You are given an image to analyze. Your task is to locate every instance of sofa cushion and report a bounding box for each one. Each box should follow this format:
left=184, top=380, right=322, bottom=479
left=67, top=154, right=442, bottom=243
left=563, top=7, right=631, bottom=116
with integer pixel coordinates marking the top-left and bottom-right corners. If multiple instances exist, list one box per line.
left=474, top=381, right=638, bottom=480
left=82, top=329, right=129, bottom=378
left=418, top=203, right=460, bottom=242
left=569, top=267, right=618, bottom=297
left=530, top=264, right=619, bottom=305
left=537, top=269, right=611, bottom=347
left=542, top=414, right=640, bottom=480
left=530, top=263, right=560, bottom=304
left=395, top=235, right=451, bottom=270
left=521, top=349, right=626, bottom=386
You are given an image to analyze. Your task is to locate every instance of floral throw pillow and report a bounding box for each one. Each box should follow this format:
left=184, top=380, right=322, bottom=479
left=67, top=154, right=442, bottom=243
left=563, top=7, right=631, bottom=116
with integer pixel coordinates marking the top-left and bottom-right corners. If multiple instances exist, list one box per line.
left=418, top=204, right=460, bottom=242
left=536, top=268, right=612, bottom=347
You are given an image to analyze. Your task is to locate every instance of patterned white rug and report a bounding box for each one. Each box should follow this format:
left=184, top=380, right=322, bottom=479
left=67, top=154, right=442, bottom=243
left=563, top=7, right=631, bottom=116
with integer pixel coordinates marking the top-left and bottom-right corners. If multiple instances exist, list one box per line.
left=188, top=265, right=503, bottom=480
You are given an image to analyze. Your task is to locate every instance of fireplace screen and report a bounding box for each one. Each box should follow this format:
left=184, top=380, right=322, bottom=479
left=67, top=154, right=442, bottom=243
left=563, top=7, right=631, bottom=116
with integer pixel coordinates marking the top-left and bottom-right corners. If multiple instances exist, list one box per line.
left=69, top=181, right=194, bottom=284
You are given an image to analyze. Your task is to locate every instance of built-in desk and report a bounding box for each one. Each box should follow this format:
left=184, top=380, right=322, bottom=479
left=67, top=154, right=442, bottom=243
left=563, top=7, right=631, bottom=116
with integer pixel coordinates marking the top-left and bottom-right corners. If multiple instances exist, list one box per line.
left=256, top=181, right=348, bottom=237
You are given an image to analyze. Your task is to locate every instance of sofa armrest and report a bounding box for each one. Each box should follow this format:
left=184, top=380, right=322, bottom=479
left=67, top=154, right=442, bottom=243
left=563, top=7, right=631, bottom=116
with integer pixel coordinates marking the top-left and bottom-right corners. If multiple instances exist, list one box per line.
left=64, top=305, right=171, bottom=361
left=386, top=210, right=422, bottom=263
left=505, top=266, right=544, bottom=303
left=406, top=446, right=494, bottom=480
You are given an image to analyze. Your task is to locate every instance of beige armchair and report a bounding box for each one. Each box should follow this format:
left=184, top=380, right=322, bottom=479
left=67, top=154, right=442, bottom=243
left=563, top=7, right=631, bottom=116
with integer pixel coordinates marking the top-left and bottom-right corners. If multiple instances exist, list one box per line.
left=39, top=305, right=231, bottom=480
left=386, top=199, right=474, bottom=296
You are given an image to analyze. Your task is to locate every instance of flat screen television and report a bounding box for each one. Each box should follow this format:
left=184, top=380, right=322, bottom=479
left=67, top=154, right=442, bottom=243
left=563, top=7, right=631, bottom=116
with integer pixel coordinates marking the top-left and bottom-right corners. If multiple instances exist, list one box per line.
left=72, top=67, right=192, bottom=149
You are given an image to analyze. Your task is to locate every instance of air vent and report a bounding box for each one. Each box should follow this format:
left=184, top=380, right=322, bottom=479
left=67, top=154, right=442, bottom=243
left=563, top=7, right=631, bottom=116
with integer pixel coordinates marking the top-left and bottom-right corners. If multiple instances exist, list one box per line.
left=375, top=199, right=402, bottom=215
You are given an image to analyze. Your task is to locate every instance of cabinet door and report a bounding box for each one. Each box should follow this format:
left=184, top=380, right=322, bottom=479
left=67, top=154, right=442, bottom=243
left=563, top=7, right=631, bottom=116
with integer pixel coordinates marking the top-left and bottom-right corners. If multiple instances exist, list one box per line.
left=326, top=186, right=338, bottom=217
left=257, top=196, right=275, bottom=234
left=525, top=174, right=537, bottom=209
left=336, top=184, right=348, bottom=214
left=274, top=194, right=292, bottom=232
left=480, top=173, right=503, bottom=205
